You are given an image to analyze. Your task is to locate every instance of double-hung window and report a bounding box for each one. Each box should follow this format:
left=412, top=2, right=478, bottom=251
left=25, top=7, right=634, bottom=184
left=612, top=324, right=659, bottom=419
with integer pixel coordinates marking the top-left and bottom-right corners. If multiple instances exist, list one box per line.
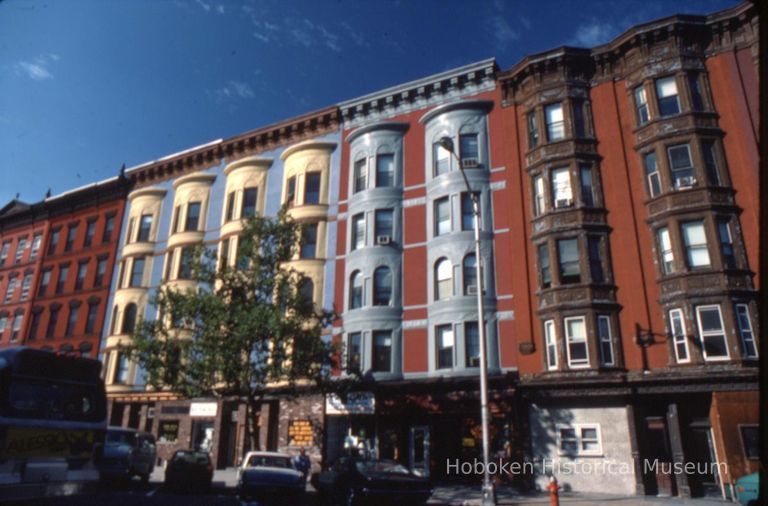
left=347, top=332, right=361, bottom=373
left=544, top=320, right=557, bottom=370
left=85, top=302, right=99, bottom=335
left=667, top=145, right=695, bottom=189
left=538, top=244, right=551, bottom=289
left=545, top=103, right=565, bottom=141
left=550, top=167, right=572, bottom=208
left=241, top=188, right=258, bottom=218
left=102, top=214, right=115, bottom=243
left=129, top=257, right=146, bottom=287
left=30, top=234, right=42, bottom=260
left=436, top=325, right=454, bottom=369
left=669, top=309, right=689, bottom=363
left=579, top=166, right=595, bottom=207
left=465, top=322, right=480, bottom=368
left=657, top=227, right=675, bottom=274
left=225, top=192, right=235, bottom=221
left=527, top=111, right=539, bottom=149
left=354, top=158, right=367, bottom=193
left=65, top=225, right=77, bottom=252
left=587, top=235, right=604, bottom=284
left=656, top=76, right=680, bottom=117
left=533, top=175, right=545, bottom=216
left=38, top=269, right=51, bottom=297
left=0, top=242, right=10, bottom=265
left=463, top=254, right=478, bottom=295
left=301, top=223, right=318, bottom=259
left=285, top=176, right=296, bottom=206
left=15, top=238, right=27, bottom=264
left=304, top=173, right=321, bottom=205
left=565, top=316, right=589, bottom=368
left=185, top=203, right=201, bottom=232
left=374, top=209, right=394, bottom=241
left=434, top=197, right=450, bottom=236
left=94, top=258, right=107, bottom=287
left=19, top=274, right=32, bottom=301
left=372, top=331, right=392, bottom=373
left=597, top=315, right=614, bottom=366
left=701, top=140, right=721, bottom=186
left=349, top=271, right=363, bottom=309
left=681, top=221, right=710, bottom=269
left=84, top=219, right=96, bottom=247
left=688, top=73, right=705, bottom=111
left=461, top=193, right=477, bottom=231
left=4, top=277, right=17, bottom=303
left=48, top=229, right=60, bottom=255
left=376, top=153, right=395, bottom=187
left=557, top=238, right=580, bottom=284
left=717, top=220, right=736, bottom=269
left=695, top=305, right=729, bottom=360
left=643, top=151, right=661, bottom=197
left=434, top=258, right=452, bottom=301
left=459, top=134, right=479, bottom=168
left=65, top=305, right=79, bottom=337
left=56, top=265, right=69, bottom=294
left=373, top=267, right=392, bottom=306
left=735, top=304, right=757, bottom=359
left=433, top=142, right=450, bottom=176
left=351, top=214, right=365, bottom=251
left=634, top=86, right=650, bottom=125
left=75, top=261, right=88, bottom=291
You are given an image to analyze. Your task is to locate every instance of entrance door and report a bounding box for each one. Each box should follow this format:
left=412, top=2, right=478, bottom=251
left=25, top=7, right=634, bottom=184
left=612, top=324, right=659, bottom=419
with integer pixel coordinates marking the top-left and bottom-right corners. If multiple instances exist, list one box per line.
left=688, top=426, right=720, bottom=497
left=409, top=426, right=430, bottom=478
left=192, top=421, right=215, bottom=453
left=644, top=417, right=675, bottom=497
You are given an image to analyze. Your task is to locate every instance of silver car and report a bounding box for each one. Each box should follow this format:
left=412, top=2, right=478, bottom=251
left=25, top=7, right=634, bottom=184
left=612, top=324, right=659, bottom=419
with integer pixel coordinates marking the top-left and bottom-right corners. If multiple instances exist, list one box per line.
left=237, top=451, right=304, bottom=503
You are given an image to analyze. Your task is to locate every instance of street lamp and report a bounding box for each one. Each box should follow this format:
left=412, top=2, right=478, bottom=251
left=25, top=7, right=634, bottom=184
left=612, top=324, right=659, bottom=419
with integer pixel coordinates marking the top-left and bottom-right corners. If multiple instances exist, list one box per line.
left=438, top=136, right=496, bottom=506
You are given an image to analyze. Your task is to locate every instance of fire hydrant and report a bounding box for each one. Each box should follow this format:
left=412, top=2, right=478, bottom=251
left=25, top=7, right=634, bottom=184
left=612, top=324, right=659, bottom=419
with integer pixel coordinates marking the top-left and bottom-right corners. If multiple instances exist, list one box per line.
left=548, top=476, right=560, bottom=506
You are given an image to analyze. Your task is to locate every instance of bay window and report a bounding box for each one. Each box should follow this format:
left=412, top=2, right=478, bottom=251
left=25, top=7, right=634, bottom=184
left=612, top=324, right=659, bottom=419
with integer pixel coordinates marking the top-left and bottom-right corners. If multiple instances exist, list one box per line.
left=657, top=227, right=675, bottom=274
left=349, top=271, right=363, bottom=310
left=597, top=315, right=614, bottom=366
left=557, top=238, right=580, bottom=284
left=434, top=197, right=450, bottom=236
left=667, top=144, right=695, bottom=189
left=351, top=213, right=365, bottom=250
left=550, top=167, right=572, bottom=208
left=545, top=103, right=565, bottom=141
left=434, top=258, right=452, bottom=301
left=643, top=151, right=661, bottom=197
left=544, top=320, right=557, bottom=370
left=634, top=86, right=650, bottom=125
left=465, top=322, right=480, bottom=368
left=436, top=324, right=454, bottom=369
left=735, top=304, right=757, bottom=359
left=372, top=331, right=392, bottom=372
left=376, top=153, right=394, bottom=187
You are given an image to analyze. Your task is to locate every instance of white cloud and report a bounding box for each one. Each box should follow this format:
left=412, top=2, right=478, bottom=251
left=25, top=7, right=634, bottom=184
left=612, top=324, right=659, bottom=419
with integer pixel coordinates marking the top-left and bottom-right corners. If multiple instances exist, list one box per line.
left=340, top=21, right=368, bottom=47
left=15, top=54, right=59, bottom=81
left=569, top=21, right=616, bottom=47
left=195, top=0, right=210, bottom=12
left=213, top=80, right=255, bottom=101
left=489, top=17, right=519, bottom=46
left=216, top=4, right=224, bottom=14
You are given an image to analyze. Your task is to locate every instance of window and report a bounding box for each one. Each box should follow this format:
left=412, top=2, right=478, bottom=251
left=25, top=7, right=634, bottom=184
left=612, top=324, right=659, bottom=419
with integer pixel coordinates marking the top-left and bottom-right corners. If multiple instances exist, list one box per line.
left=436, top=325, right=454, bottom=369
left=178, top=248, right=193, bottom=279
left=527, top=111, right=539, bottom=149
left=533, top=175, right=545, bottom=216
left=223, top=192, right=235, bottom=222
left=465, top=322, right=480, bottom=368
left=114, top=353, right=129, bottom=384
left=299, top=279, right=314, bottom=311
left=349, top=271, right=363, bottom=309
left=0, top=315, right=6, bottom=337
left=15, top=237, right=27, bottom=264
left=351, top=213, right=365, bottom=251
left=20, top=274, right=32, bottom=301
left=550, top=167, right=572, bottom=208
left=695, top=305, right=729, bottom=360
left=75, top=261, right=88, bottom=291
left=735, top=304, right=757, bottom=359
left=597, top=315, right=614, bottom=366
left=544, top=103, right=565, bottom=141
left=48, top=228, right=60, bottom=255
left=739, top=425, right=759, bottom=460
left=353, top=158, right=367, bottom=193
left=461, top=193, right=477, bottom=231
left=559, top=424, right=601, bottom=456
left=0, top=242, right=9, bottom=265
left=285, top=176, right=296, bottom=206
left=347, top=332, right=361, bottom=373
left=102, top=214, right=115, bottom=243
left=681, top=221, right=710, bottom=268
left=669, top=309, right=689, bottom=363
left=218, top=239, right=230, bottom=272
left=185, top=203, right=201, bottom=232
left=85, top=302, right=99, bottom=335
left=65, top=224, right=78, bottom=252
left=122, top=303, right=138, bottom=335
left=4, top=277, right=17, bottom=303
left=376, top=153, right=395, bottom=187
left=300, top=223, right=318, bottom=259
left=109, top=305, right=119, bottom=335
left=84, top=219, right=96, bottom=247
left=579, top=166, right=595, bottom=207
left=38, top=269, right=51, bottom=297
left=129, top=257, right=146, bottom=287
left=30, top=234, right=42, bottom=260
left=242, top=188, right=258, bottom=218
left=463, top=254, right=478, bottom=295
left=94, top=258, right=107, bottom=288
left=688, top=73, right=705, bottom=112
left=434, top=258, right=452, bottom=301
left=374, top=209, right=394, bottom=241
left=701, top=140, right=721, bottom=186
left=434, top=197, right=450, bottom=236
left=717, top=220, right=736, bottom=269
left=557, top=238, right=580, bottom=284
left=572, top=100, right=586, bottom=138
left=158, top=420, right=179, bottom=443
left=538, top=244, right=551, bottom=289
left=304, top=173, right=321, bottom=204
left=46, top=306, right=60, bottom=339
left=459, top=134, right=479, bottom=167
left=656, top=76, right=680, bottom=117
left=587, top=235, right=604, bottom=284
left=565, top=317, right=589, bottom=368
left=28, top=311, right=41, bottom=341
left=65, top=305, right=79, bottom=337
left=11, top=312, right=22, bottom=342
left=372, top=331, right=392, bottom=373
left=56, top=265, right=69, bottom=294
left=126, top=217, right=136, bottom=243
left=667, top=144, right=695, bottom=189
left=373, top=267, right=392, bottom=306
left=657, top=227, right=675, bottom=274
left=643, top=151, right=661, bottom=197
left=433, top=142, right=450, bottom=176
left=544, top=320, right=557, bottom=370
left=634, top=86, right=650, bottom=125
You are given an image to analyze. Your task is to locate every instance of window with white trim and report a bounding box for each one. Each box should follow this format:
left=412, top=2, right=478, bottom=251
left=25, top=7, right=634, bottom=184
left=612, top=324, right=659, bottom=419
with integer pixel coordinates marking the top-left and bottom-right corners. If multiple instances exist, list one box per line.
left=667, top=144, right=695, bottom=189
left=644, top=151, right=661, bottom=197
left=349, top=271, right=363, bottom=310
left=565, top=316, right=589, bottom=368
left=433, top=142, right=450, bottom=176
left=347, top=332, right=361, bottom=373
left=0, top=242, right=10, bottom=265
left=734, top=304, right=757, bottom=359
left=597, top=315, right=614, bottom=366
left=436, top=324, right=454, bottom=369
left=434, top=258, right=452, bottom=301
left=372, top=330, right=392, bottom=373
left=545, top=103, right=565, bottom=141
left=669, top=309, right=689, bottom=363
left=434, top=197, right=450, bottom=236
left=351, top=213, right=365, bottom=251
left=550, top=167, right=572, bottom=208
left=465, top=321, right=480, bottom=368
left=681, top=221, right=710, bottom=268
left=376, top=153, right=395, bottom=187
left=695, top=305, right=729, bottom=361
left=15, top=237, right=27, bottom=264
left=544, top=320, right=557, bottom=370
left=533, top=175, right=545, bottom=216
left=353, top=158, right=367, bottom=193
left=30, top=234, right=42, bottom=260
left=634, top=86, right=650, bottom=125
left=558, top=424, right=602, bottom=456
left=656, top=76, right=680, bottom=117
left=657, top=227, right=675, bottom=274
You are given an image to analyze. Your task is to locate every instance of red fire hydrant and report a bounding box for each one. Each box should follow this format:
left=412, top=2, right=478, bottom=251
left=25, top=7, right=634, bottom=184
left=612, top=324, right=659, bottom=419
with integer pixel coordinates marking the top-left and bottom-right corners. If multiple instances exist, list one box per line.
left=548, top=476, right=560, bottom=506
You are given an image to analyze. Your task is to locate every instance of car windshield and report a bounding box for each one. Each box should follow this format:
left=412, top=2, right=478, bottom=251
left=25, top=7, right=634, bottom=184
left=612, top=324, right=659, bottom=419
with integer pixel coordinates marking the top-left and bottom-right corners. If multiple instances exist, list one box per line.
left=105, top=431, right=136, bottom=445
left=246, top=455, right=292, bottom=469
left=355, top=461, right=412, bottom=475
left=173, top=451, right=210, bottom=464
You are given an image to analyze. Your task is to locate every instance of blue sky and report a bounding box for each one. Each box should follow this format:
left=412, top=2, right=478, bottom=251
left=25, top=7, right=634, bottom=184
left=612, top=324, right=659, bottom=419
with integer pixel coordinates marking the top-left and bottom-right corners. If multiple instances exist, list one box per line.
left=0, top=0, right=738, bottom=205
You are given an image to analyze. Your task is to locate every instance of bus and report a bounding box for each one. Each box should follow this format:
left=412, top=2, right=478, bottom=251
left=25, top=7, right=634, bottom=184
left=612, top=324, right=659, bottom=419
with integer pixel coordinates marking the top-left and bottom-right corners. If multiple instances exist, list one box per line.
left=0, top=347, right=107, bottom=500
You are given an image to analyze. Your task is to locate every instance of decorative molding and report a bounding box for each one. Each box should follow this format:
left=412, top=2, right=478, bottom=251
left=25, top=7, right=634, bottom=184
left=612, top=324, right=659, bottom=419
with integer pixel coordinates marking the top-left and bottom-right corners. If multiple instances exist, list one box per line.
left=402, top=319, right=428, bottom=329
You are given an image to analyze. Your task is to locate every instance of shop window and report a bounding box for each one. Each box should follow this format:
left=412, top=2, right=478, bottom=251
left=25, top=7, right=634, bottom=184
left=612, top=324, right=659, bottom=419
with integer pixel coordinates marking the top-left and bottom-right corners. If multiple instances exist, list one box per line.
left=158, top=420, right=180, bottom=443
left=433, top=142, right=450, bottom=176
left=376, top=153, right=395, bottom=187
left=300, top=223, right=318, bottom=259
left=669, top=309, right=689, bottom=363
left=544, top=103, right=565, bottom=142
left=374, top=209, right=394, bottom=243
left=538, top=244, right=551, bottom=289
left=544, top=320, right=557, bottom=370
left=185, top=203, right=201, bottom=232
left=304, top=173, right=321, bottom=205
left=643, top=151, right=661, bottom=197
left=527, top=111, right=539, bottom=149
left=656, top=76, right=680, bottom=117
left=353, top=158, right=367, bottom=193
left=349, top=271, right=363, bottom=310
left=739, top=425, right=759, bottom=460
left=465, top=321, right=480, bottom=368
left=241, top=188, right=258, bottom=218
left=372, top=331, right=392, bottom=373
left=735, top=304, right=757, bottom=359
left=565, top=316, right=589, bottom=368
left=347, top=332, right=361, bottom=373
left=373, top=267, right=392, bottom=306
left=459, top=134, right=479, bottom=168
left=657, top=227, right=675, bottom=274
left=434, top=197, right=450, bottom=236
left=533, top=175, right=545, bottom=216
left=579, top=165, right=595, bottom=207
left=717, top=220, right=736, bottom=269
left=351, top=213, right=365, bottom=251
left=681, top=221, right=710, bottom=269
left=463, top=254, right=478, bottom=295
left=436, top=324, right=454, bottom=369
left=550, top=167, right=572, bottom=208
left=557, top=238, right=580, bottom=285
left=129, top=257, right=146, bottom=287
left=138, top=214, right=153, bottom=241
left=558, top=424, right=602, bottom=456
left=434, top=258, right=452, bottom=301
left=667, top=144, right=696, bottom=189
left=634, top=86, right=650, bottom=125
left=597, top=315, right=614, bottom=366
left=695, top=305, right=729, bottom=361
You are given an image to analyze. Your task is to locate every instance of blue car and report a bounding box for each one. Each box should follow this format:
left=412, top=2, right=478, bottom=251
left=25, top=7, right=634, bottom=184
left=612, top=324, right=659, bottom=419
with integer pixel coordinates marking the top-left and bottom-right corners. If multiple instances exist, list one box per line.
left=735, top=472, right=759, bottom=506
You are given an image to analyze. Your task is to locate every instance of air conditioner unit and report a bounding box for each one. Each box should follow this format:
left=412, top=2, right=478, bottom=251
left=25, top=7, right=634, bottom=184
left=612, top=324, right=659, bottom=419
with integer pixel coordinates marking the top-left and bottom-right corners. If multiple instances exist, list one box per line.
left=555, top=198, right=573, bottom=209
left=677, top=176, right=697, bottom=188
left=467, top=285, right=478, bottom=295
left=376, top=235, right=392, bottom=245
left=461, top=157, right=479, bottom=169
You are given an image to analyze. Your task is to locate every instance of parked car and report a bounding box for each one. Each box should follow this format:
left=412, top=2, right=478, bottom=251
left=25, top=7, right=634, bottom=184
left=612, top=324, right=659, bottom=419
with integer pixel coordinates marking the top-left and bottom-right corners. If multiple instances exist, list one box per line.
left=735, top=472, right=759, bottom=506
left=96, top=427, right=156, bottom=483
left=312, top=457, right=432, bottom=506
left=164, top=450, right=214, bottom=492
left=236, top=451, right=305, bottom=504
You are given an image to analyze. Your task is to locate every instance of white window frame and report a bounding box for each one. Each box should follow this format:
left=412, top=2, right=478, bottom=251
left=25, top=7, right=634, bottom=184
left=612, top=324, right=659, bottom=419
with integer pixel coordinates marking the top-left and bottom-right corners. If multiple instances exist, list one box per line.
left=668, top=308, right=690, bottom=363
left=597, top=315, right=614, bottom=366
left=435, top=258, right=453, bottom=301
left=564, top=316, right=589, bottom=368
left=695, top=305, right=730, bottom=361
left=545, top=102, right=565, bottom=142
left=644, top=151, right=661, bottom=198
left=30, top=234, right=42, bottom=260
left=550, top=167, right=573, bottom=208
left=351, top=213, right=365, bottom=251
left=557, top=423, right=603, bottom=457
left=436, top=324, right=455, bottom=370
left=657, top=227, right=675, bottom=274
left=353, top=157, right=367, bottom=193
left=533, top=175, right=545, bottom=216
left=15, top=238, right=27, bottom=263
left=20, top=274, right=32, bottom=302
left=544, top=319, right=557, bottom=370
left=434, top=197, right=451, bottom=236
left=734, top=304, right=758, bottom=359
left=681, top=221, right=711, bottom=269
left=634, top=85, right=650, bottom=125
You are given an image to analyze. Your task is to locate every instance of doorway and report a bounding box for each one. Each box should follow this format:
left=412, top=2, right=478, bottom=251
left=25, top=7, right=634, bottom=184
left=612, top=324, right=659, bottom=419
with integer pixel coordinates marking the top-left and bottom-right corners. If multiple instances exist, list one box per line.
left=409, top=426, right=430, bottom=478
left=644, top=417, right=675, bottom=497
left=192, top=421, right=215, bottom=453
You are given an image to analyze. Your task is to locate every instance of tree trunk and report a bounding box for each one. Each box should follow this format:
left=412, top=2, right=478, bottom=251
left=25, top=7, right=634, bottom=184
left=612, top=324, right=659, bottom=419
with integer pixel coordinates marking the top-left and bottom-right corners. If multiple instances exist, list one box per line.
left=245, top=392, right=262, bottom=452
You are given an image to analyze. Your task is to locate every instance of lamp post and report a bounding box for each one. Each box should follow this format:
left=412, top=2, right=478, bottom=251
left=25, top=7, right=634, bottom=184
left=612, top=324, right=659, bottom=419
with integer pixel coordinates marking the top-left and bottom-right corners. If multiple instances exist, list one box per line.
left=438, top=136, right=496, bottom=506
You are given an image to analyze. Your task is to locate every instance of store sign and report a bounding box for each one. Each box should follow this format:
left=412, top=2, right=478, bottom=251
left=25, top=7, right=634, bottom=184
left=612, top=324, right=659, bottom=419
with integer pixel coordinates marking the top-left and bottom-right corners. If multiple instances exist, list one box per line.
left=325, top=392, right=375, bottom=415
left=287, top=419, right=314, bottom=447
left=190, top=402, right=218, bottom=417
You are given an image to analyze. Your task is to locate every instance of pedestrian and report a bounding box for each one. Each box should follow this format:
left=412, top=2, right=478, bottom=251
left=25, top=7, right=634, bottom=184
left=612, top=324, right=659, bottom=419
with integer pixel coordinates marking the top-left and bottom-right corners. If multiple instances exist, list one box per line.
left=294, top=447, right=311, bottom=483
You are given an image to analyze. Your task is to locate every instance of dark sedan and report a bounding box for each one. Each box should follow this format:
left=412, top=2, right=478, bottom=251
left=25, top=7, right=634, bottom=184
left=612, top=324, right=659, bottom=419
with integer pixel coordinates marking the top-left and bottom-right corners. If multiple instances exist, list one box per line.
left=312, top=458, right=432, bottom=506
left=164, top=450, right=214, bottom=492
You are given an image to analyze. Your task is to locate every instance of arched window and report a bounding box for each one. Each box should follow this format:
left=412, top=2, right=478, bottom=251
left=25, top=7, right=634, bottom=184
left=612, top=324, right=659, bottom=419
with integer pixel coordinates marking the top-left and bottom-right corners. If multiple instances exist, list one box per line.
left=349, top=271, right=363, bottom=309
left=435, top=258, right=452, bottom=301
left=110, top=305, right=119, bottom=335
left=463, top=254, right=478, bottom=295
left=373, top=266, right=392, bottom=306
left=121, top=303, right=137, bottom=335
left=299, top=278, right=314, bottom=312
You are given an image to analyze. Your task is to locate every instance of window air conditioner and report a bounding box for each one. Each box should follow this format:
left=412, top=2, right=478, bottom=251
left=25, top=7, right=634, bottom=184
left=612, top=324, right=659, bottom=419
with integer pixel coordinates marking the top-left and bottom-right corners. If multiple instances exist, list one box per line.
left=555, top=198, right=573, bottom=209
left=461, top=158, right=479, bottom=169
left=467, top=285, right=478, bottom=295
left=376, top=235, right=392, bottom=245
left=677, top=176, right=697, bottom=188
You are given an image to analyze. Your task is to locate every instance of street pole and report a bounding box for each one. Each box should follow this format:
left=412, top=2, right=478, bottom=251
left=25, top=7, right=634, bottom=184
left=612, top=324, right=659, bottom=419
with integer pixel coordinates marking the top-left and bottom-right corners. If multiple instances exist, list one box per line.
left=439, top=137, right=496, bottom=506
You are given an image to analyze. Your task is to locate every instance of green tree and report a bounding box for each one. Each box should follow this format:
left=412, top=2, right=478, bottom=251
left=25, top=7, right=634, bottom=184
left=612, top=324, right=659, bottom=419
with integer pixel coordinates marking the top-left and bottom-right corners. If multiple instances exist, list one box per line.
left=122, top=208, right=337, bottom=450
